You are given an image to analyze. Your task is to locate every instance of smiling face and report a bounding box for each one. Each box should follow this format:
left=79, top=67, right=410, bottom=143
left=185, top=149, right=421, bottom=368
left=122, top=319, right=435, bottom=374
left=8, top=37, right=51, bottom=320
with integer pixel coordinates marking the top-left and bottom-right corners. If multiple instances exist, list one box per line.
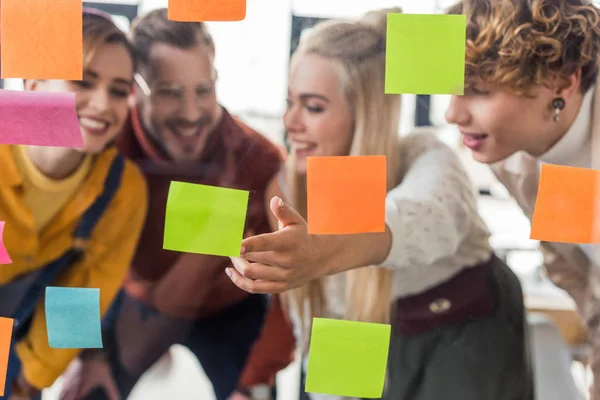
left=135, top=43, right=222, bottom=162
left=445, top=80, right=584, bottom=163
left=27, top=41, right=134, bottom=154
left=284, top=53, right=354, bottom=174
left=444, top=0, right=599, bottom=164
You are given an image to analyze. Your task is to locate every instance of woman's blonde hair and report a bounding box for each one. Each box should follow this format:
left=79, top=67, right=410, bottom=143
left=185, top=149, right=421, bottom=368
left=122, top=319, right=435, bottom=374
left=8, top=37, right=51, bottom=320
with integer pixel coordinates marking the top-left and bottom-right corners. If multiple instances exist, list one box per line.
left=284, top=7, right=404, bottom=344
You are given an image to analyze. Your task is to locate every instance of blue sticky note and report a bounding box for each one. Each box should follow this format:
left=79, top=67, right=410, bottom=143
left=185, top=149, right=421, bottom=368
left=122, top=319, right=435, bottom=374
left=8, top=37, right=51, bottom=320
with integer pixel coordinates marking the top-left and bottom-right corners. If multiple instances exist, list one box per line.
left=45, top=287, right=102, bottom=349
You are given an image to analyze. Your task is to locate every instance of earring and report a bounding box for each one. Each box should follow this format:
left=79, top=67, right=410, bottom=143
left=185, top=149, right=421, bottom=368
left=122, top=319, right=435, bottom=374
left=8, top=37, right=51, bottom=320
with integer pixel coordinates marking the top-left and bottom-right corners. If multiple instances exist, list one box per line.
left=552, top=97, right=565, bottom=122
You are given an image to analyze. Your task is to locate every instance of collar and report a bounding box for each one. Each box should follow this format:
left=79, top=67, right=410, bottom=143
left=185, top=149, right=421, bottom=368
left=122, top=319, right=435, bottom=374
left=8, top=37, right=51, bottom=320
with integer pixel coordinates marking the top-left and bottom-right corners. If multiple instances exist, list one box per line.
left=0, top=145, right=24, bottom=187
left=0, top=144, right=118, bottom=188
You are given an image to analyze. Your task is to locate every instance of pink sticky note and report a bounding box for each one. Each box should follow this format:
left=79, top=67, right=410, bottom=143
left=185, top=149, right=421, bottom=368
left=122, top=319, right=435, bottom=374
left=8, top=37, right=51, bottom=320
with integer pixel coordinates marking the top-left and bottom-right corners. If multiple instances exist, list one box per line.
left=0, top=222, right=12, bottom=264
left=0, top=90, right=84, bottom=147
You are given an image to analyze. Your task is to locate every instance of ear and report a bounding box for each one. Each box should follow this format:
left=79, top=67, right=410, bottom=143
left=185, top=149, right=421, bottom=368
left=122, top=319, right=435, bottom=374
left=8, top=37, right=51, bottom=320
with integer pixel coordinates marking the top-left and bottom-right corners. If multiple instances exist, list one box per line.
left=556, top=69, right=582, bottom=100
left=128, top=93, right=136, bottom=109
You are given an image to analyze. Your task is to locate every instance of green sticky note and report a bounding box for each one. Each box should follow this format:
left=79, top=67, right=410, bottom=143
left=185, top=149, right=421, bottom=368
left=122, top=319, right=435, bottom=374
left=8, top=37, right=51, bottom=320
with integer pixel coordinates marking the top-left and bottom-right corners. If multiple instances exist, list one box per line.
left=163, top=181, right=249, bottom=257
left=385, top=13, right=466, bottom=95
left=305, top=318, right=391, bottom=398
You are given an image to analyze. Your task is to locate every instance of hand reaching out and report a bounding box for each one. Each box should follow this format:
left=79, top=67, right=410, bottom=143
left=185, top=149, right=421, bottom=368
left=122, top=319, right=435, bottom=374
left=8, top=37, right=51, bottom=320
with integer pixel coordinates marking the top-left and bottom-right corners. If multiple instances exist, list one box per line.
left=226, top=197, right=331, bottom=294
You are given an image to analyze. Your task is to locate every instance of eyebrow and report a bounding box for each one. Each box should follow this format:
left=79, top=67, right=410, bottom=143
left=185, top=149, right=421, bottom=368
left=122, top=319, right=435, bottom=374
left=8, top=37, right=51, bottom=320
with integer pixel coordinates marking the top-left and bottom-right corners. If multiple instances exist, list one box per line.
left=296, top=93, right=330, bottom=102
left=154, top=80, right=215, bottom=88
left=84, top=69, right=134, bottom=87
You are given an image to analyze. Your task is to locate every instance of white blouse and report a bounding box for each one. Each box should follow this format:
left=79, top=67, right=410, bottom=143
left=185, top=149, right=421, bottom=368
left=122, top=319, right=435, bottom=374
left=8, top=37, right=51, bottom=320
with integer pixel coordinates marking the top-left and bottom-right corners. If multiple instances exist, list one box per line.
left=289, top=129, right=494, bottom=400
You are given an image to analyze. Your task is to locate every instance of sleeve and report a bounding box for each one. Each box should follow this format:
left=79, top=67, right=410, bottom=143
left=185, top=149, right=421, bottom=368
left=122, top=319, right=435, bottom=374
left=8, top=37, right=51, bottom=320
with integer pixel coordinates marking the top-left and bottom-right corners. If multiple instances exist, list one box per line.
left=237, top=295, right=296, bottom=388
left=382, top=131, right=481, bottom=269
left=15, top=163, right=148, bottom=389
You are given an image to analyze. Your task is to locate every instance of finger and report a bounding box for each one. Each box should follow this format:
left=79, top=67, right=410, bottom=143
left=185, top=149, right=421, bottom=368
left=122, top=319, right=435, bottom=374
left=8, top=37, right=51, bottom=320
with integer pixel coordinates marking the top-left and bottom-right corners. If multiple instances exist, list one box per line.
left=105, top=378, right=122, bottom=400
left=241, top=231, right=290, bottom=254
left=229, top=257, right=288, bottom=282
left=242, top=250, right=284, bottom=267
left=270, top=196, right=305, bottom=228
left=226, top=266, right=289, bottom=294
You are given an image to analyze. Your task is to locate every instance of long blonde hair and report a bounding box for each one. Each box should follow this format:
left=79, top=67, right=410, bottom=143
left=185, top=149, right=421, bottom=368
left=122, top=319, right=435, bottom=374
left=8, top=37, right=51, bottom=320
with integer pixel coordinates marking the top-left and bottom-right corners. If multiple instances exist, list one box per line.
left=285, top=7, right=404, bottom=344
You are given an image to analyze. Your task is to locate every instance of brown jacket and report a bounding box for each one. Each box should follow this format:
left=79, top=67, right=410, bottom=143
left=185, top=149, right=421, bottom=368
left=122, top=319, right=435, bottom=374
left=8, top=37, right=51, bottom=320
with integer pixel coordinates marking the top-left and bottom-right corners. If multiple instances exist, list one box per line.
left=117, top=106, right=295, bottom=387
left=490, top=82, right=600, bottom=399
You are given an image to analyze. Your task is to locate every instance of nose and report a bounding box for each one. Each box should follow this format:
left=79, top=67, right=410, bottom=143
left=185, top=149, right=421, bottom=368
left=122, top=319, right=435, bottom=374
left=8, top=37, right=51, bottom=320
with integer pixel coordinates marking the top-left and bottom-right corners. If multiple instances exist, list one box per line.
left=445, top=95, right=470, bottom=126
left=180, top=92, right=203, bottom=122
left=88, top=88, right=110, bottom=112
left=283, top=104, right=303, bottom=134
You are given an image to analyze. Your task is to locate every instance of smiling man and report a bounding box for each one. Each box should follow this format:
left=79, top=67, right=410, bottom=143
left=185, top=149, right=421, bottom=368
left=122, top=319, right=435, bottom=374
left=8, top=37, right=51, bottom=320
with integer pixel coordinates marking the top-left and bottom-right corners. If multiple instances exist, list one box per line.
left=59, top=8, right=295, bottom=400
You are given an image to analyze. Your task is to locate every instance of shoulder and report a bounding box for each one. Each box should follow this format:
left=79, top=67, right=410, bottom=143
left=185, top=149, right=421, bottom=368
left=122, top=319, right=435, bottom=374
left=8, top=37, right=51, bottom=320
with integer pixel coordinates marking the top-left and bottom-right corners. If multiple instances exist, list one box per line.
left=121, top=157, right=148, bottom=197
left=400, top=128, right=461, bottom=169
left=102, top=150, right=148, bottom=214
left=401, top=127, right=453, bottom=153
left=87, top=150, right=149, bottom=243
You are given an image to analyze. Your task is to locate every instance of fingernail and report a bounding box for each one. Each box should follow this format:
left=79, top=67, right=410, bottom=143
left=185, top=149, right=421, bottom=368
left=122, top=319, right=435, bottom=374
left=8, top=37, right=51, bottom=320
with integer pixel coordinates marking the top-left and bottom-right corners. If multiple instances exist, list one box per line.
left=240, top=246, right=246, bottom=254
left=277, top=196, right=284, bottom=208
left=225, top=268, right=232, bottom=277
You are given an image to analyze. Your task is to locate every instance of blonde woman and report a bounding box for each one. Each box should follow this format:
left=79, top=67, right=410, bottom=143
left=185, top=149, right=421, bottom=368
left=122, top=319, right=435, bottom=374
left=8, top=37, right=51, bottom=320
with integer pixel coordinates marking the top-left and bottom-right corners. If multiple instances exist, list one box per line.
left=226, top=8, right=530, bottom=400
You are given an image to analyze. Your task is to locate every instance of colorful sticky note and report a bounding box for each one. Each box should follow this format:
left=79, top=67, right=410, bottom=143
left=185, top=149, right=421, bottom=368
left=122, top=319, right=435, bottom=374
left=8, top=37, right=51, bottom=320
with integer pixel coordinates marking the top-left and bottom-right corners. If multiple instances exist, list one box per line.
left=0, top=222, right=11, bottom=264
left=0, top=90, right=84, bottom=147
left=1, top=0, right=82, bottom=79
left=164, top=182, right=249, bottom=256
left=306, top=318, right=391, bottom=398
left=45, top=287, right=102, bottom=349
left=530, top=164, right=600, bottom=243
left=0, top=317, right=14, bottom=396
left=307, top=155, right=386, bottom=234
left=168, top=0, right=246, bottom=22
left=385, top=13, right=466, bottom=95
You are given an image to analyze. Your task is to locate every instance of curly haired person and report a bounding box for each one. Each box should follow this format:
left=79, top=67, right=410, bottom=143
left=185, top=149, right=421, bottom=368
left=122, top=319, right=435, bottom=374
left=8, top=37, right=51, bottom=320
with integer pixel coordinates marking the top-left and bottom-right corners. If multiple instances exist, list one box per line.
left=444, top=0, right=600, bottom=398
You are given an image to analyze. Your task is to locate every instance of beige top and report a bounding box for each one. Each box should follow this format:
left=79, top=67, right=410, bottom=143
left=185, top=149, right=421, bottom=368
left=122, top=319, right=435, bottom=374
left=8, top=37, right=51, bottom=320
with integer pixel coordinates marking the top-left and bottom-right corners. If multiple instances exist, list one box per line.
left=294, top=129, right=494, bottom=400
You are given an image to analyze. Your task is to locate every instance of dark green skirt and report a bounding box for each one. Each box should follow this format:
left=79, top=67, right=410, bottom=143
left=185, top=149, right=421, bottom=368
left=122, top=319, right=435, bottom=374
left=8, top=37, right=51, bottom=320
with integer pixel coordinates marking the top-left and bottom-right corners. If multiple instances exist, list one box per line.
left=383, top=258, right=532, bottom=400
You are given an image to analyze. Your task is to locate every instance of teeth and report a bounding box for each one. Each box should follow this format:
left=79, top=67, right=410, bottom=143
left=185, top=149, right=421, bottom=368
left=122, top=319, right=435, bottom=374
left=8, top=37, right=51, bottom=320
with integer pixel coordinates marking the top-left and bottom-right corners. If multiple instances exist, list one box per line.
left=174, top=127, right=202, bottom=137
left=80, top=117, right=106, bottom=130
left=294, top=142, right=313, bottom=150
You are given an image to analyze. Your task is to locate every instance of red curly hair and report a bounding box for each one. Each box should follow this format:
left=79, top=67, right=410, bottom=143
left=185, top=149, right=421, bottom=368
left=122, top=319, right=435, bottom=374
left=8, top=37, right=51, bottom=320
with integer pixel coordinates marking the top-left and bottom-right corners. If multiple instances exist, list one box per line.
left=448, top=0, right=600, bottom=94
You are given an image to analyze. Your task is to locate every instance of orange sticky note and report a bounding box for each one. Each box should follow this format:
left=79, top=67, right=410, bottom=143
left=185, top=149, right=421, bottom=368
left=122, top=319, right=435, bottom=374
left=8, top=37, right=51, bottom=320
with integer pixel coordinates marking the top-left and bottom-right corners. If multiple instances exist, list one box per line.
left=530, top=164, right=600, bottom=243
left=307, top=156, right=386, bottom=235
left=1, top=0, right=82, bottom=79
left=168, top=0, right=246, bottom=22
left=0, top=317, right=13, bottom=396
